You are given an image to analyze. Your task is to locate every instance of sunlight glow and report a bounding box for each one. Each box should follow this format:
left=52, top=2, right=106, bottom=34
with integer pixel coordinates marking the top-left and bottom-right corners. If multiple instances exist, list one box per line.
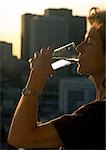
left=0, top=0, right=105, bottom=58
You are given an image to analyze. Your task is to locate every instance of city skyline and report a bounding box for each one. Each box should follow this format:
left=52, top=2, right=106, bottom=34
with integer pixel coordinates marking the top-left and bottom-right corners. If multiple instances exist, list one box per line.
left=0, top=0, right=105, bottom=58
left=21, top=9, right=86, bottom=60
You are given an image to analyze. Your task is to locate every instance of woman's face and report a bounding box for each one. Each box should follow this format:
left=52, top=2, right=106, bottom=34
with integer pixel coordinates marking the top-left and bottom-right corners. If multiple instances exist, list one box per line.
left=77, top=27, right=105, bottom=76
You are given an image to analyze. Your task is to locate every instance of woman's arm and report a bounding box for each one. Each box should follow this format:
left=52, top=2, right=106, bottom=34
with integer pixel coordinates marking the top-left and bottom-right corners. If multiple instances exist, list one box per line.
left=7, top=48, right=63, bottom=148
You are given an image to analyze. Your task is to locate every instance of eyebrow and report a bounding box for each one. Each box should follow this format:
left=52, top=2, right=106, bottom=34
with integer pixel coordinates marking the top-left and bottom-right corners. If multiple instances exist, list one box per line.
left=85, top=32, right=96, bottom=40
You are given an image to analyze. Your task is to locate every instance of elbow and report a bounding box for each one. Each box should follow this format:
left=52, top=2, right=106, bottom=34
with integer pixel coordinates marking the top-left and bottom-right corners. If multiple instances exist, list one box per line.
left=7, top=131, right=16, bottom=147
left=7, top=134, right=24, bottom=148
left=7, top=136, right=18, bottom=148
left=7, top=127, right=26, bottom=148
left=7, top=137, right=17, bottom=148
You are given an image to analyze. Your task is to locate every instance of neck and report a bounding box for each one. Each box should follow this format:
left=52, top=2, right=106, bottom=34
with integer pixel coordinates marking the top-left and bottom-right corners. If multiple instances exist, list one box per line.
left=92, top=72, right=106, bottom=100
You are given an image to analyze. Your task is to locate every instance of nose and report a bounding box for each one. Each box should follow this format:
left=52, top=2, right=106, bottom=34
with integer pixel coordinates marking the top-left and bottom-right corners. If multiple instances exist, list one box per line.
left=76, top=41, right=85, bottom=54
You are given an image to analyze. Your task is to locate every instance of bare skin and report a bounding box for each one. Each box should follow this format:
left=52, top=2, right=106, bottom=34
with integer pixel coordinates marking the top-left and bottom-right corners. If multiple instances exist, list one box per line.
left=8, top=27, right=105, bottom=148
left=8, top=47, right=63, bottom=148
left=77, top=27, right=105, bottom=100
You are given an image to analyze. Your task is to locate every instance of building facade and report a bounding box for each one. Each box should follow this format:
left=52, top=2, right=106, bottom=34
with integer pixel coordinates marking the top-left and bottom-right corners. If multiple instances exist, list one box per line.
left=0, top=9, right=96, bottom=126
left=21, top=8, right=86, bottom=60
left=0, top=41, right=12, bottom=62
left=21, top=13, right=36, bottom=60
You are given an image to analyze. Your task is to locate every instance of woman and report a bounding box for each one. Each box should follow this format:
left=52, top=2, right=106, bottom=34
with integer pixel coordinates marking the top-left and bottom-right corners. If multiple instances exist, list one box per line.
left=8, top=7, right=106, bottom=149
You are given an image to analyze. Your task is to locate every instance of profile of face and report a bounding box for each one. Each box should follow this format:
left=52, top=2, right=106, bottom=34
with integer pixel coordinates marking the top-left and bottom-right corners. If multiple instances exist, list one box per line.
left=77, top=27, right=105, bottom=76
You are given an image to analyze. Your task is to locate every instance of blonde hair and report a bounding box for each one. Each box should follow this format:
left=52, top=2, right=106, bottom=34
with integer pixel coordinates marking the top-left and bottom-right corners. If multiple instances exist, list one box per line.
left=88, top=7, right=106, bottom=50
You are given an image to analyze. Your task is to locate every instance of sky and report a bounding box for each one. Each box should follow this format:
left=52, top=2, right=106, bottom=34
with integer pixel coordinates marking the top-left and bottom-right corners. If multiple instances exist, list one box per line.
left=0, top=0, right=105, bottom=58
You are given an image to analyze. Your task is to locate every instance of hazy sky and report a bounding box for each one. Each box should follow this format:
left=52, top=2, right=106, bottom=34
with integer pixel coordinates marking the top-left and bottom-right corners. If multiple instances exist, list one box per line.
left=0, top=0, right=105, bottom=58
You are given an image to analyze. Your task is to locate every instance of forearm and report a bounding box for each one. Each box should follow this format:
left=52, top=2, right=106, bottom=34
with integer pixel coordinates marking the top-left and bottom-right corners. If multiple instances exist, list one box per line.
left=8, top=47, right=54, bottom=144
left=8, top=69, right=48, bottom=139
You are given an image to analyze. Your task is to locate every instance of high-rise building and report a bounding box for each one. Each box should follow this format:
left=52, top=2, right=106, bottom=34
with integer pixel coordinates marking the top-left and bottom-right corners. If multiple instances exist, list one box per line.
left=21, top=13, right=36, bottom=60
left=68, top=16, right=86, bottom=45
left=21, top=8, right=86, bottom=60
left=30, top=13, right=69, bottom=56
left=0, top=41, right=12, bottom=62
left=0, top=41, right=21, bottom=73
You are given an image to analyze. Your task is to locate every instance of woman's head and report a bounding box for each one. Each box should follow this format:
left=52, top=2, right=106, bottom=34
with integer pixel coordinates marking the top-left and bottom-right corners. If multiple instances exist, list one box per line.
left=88, top=7, right=105, bottom=50
left=77, top=7, right=105, bottom=76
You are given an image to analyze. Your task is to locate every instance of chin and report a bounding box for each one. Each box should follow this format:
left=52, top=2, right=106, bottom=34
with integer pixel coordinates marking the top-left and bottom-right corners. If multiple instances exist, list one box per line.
left=77, top=64, right=82, bottom=74
left=77, top=65, right=89, bottom=75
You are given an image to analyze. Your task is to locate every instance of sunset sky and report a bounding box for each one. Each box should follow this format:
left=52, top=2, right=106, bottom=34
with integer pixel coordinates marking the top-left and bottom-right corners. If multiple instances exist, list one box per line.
left=0, top=0, right=105, bottom=58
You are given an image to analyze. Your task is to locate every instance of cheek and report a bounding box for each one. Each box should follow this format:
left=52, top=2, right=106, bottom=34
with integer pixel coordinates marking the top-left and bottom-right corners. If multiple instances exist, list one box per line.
left=79, top=53, right=104, bottom=74
left=91, top=48, right=105, bottom=72
left=78, top=50, right=99, bottom=74
left=78, top=41, right=105, bottom=74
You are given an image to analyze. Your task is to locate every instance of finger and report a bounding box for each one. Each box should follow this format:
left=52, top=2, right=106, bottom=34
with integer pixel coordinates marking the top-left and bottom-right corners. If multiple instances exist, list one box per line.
left=47, top=46, right=54, bottom=54
left=28, top=58, right=34, bottom=69
left=29, top=59, right=33, bottom=69
left=28, top=58, right=33, bottom=63
left=47, top=46, right=50, bottom=50
left=34, top=51, right=39, bottom=58
left=40, top=48, right=46, bottom=54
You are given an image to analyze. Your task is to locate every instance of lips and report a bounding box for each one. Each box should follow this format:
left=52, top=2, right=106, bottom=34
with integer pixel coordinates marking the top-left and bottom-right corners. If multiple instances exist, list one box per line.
left=79, top=59, right=82, bottom=64
left=77, top=55, right=81, bottom=62
left=77, top=57, right=83, bottom=65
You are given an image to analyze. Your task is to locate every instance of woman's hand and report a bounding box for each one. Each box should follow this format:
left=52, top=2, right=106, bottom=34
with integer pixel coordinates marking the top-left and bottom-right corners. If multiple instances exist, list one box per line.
left=26, top=47, right=55, bottom=91
left=7, top=47, right=62, bottom=148
left=29, top=47, right=54, bottom=77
